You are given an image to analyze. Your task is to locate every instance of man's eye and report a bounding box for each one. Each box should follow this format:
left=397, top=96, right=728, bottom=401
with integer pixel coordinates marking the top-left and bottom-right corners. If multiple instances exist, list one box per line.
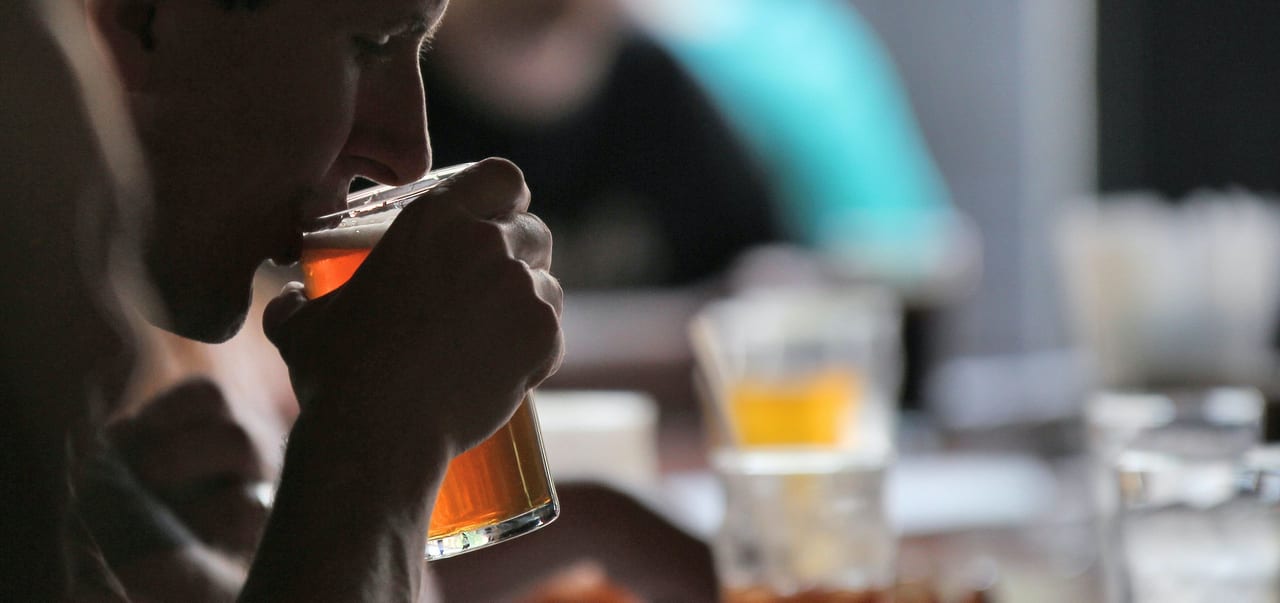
left=353, top=35, right=394, bottom=61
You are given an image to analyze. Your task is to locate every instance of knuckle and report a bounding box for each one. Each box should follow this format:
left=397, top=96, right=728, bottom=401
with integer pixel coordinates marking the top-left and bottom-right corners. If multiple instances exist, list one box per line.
left=531, top=328, right=565, bottom=385
left=462, top=218, right=509, bottom=251
left=519, top=211, right=549, bottom=232
left=473, top=157, right=526, bottom=195
left=523, top=213, right=554, bottom=247
left=494, top=263, right=559, bottom=340
left=544, top=271, right=564, bottom=298
left=495, top=256, right=534, bottom=289
left=464, top=158, right=530, bottom=215
left=526, top=295, right=561, bottom=348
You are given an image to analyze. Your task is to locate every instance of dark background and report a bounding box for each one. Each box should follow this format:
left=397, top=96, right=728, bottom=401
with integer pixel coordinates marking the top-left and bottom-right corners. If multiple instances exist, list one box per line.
left=1098, top=0, right=1280, bottom=197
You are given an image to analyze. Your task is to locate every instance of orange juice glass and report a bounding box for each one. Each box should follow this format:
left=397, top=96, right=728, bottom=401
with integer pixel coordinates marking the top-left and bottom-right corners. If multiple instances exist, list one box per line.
left=691, top=290, right=902, bottom=596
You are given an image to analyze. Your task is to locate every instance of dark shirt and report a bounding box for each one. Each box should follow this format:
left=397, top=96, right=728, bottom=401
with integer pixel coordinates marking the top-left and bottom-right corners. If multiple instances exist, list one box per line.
left=422, top=35, right=781, bottom=289
left=1, top=421, right=131, bottom=601
left=2, top=422, right=190, bottom=602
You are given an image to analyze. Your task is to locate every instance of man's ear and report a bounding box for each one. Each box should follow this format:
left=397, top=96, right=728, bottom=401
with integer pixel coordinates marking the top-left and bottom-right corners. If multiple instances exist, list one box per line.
left=85, top=0, right=158, bottom=90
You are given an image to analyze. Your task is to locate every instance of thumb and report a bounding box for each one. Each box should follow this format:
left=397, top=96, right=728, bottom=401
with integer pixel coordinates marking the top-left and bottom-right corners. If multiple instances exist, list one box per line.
left=263, top=281, right=308, bottom=353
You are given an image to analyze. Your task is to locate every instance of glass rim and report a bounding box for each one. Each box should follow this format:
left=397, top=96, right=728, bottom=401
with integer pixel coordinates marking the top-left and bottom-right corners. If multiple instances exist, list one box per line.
left=307, top=162, right=475, bottom=232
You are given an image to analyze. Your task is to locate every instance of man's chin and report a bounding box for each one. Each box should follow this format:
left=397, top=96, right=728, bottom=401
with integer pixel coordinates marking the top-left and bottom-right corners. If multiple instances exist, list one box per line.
left=146, top=295, right=248, bottom=343
left=172, top=305, right=248, bottom=344
left=139, top=277, right=252, bottom=344
left=142, top=237, right=258, bottom=343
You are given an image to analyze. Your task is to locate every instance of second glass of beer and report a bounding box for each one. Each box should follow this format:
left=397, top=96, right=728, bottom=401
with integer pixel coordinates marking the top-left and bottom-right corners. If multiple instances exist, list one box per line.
left=299, top=164, right=558, bottom=560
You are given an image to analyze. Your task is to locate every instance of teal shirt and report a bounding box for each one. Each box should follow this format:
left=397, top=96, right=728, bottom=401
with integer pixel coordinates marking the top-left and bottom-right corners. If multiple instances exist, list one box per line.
left=643, top=0, right=953, bottom=276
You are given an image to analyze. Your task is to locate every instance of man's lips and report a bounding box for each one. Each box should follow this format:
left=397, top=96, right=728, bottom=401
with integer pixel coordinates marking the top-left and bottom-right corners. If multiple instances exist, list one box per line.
left=269, top=232, right=302, bottom=266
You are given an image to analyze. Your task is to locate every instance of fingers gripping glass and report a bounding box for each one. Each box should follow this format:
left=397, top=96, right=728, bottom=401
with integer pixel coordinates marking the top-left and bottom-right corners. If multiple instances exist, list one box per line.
left=301, top=165, right=559, bottom=559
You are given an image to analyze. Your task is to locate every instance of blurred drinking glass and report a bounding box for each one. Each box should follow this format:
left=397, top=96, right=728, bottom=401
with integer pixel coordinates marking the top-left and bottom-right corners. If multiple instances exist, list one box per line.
left=534, top=389, right=660, bottom=493
left=300, top=165, right=558, bottom=560
left=1089, top=388, right=1271, bottom=602
left=690, top=288, right=901, bottom=601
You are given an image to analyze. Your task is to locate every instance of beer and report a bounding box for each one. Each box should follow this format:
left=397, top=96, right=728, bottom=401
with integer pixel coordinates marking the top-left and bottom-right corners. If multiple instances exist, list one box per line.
left=301, top=185, right=557, bottom=559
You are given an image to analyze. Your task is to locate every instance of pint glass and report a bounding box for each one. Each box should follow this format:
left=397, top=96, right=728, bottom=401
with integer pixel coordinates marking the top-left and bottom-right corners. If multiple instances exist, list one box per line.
left=300, top=164, right=558, bottom=559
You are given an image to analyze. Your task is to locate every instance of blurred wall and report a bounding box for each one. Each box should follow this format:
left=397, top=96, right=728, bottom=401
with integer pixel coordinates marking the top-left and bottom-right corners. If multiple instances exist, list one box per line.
left=851, top=0, right=1097, bottom=424
left=1098, top=0, right=1280, bottom=197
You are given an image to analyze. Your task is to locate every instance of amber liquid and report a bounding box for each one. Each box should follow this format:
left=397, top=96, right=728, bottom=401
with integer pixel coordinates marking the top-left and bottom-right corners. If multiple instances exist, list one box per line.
left=301, top=245, right=555, bottom=540
left=729, top=368, right=862, bottom=447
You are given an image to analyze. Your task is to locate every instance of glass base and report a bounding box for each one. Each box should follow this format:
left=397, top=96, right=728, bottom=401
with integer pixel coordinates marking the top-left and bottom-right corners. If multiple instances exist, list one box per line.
left=424, top=499, right=559, bottom=560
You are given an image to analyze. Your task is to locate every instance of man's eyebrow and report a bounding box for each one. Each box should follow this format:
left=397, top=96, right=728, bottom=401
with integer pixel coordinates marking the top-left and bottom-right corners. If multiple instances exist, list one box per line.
left=377, top=10, right=434, bottom=38
left=388, top=16, right=430, bottom=38
left=397, top=14, right=445, bottom=44
left=379, top=2, right=444, bottom=42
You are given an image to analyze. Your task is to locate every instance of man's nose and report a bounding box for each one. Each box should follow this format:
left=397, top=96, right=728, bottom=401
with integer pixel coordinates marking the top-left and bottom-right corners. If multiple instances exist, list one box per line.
left=349, top=67, right=432, bottom=186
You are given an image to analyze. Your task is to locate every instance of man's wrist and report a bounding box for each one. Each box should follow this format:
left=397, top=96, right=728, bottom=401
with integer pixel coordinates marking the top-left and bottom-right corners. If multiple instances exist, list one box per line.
left=241, top=410, right=450, bottom=602
left=239, top=412, right=450, bottom=601
left=278, top=406, right=451, bottom=517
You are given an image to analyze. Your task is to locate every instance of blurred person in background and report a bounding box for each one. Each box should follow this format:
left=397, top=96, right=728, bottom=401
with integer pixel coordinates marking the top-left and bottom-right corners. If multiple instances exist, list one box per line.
left=421, top=0, right=782, bottom=290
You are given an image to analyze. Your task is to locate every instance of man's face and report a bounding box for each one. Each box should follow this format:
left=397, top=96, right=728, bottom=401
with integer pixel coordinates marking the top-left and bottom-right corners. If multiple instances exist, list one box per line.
left=126, top=0, right=444, bottom=342
left=431, top=0, right=623, bottom=125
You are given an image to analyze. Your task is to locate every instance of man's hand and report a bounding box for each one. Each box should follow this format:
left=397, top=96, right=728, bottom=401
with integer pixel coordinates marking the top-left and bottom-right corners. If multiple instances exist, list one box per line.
left=263, top=157, right=564, bottom=468
left=243, top=157, right=561, bottom=602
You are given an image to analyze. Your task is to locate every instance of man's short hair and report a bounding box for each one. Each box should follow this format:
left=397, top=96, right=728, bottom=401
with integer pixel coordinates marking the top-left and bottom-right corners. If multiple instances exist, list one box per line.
left=217, top=0, right=267, bottom=9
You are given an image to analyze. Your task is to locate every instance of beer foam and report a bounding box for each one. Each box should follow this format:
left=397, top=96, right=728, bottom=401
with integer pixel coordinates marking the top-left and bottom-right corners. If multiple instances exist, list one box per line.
left=302, top=208, right=399, bottom=250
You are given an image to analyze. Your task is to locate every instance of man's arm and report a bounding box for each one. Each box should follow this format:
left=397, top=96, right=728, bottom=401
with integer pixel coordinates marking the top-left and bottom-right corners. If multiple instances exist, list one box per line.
left=239, top=413, right=445, bottom=602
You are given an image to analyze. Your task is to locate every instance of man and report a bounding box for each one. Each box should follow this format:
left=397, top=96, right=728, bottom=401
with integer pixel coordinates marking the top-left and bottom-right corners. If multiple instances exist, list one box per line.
left=4, top=0, right=564, bottom=600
